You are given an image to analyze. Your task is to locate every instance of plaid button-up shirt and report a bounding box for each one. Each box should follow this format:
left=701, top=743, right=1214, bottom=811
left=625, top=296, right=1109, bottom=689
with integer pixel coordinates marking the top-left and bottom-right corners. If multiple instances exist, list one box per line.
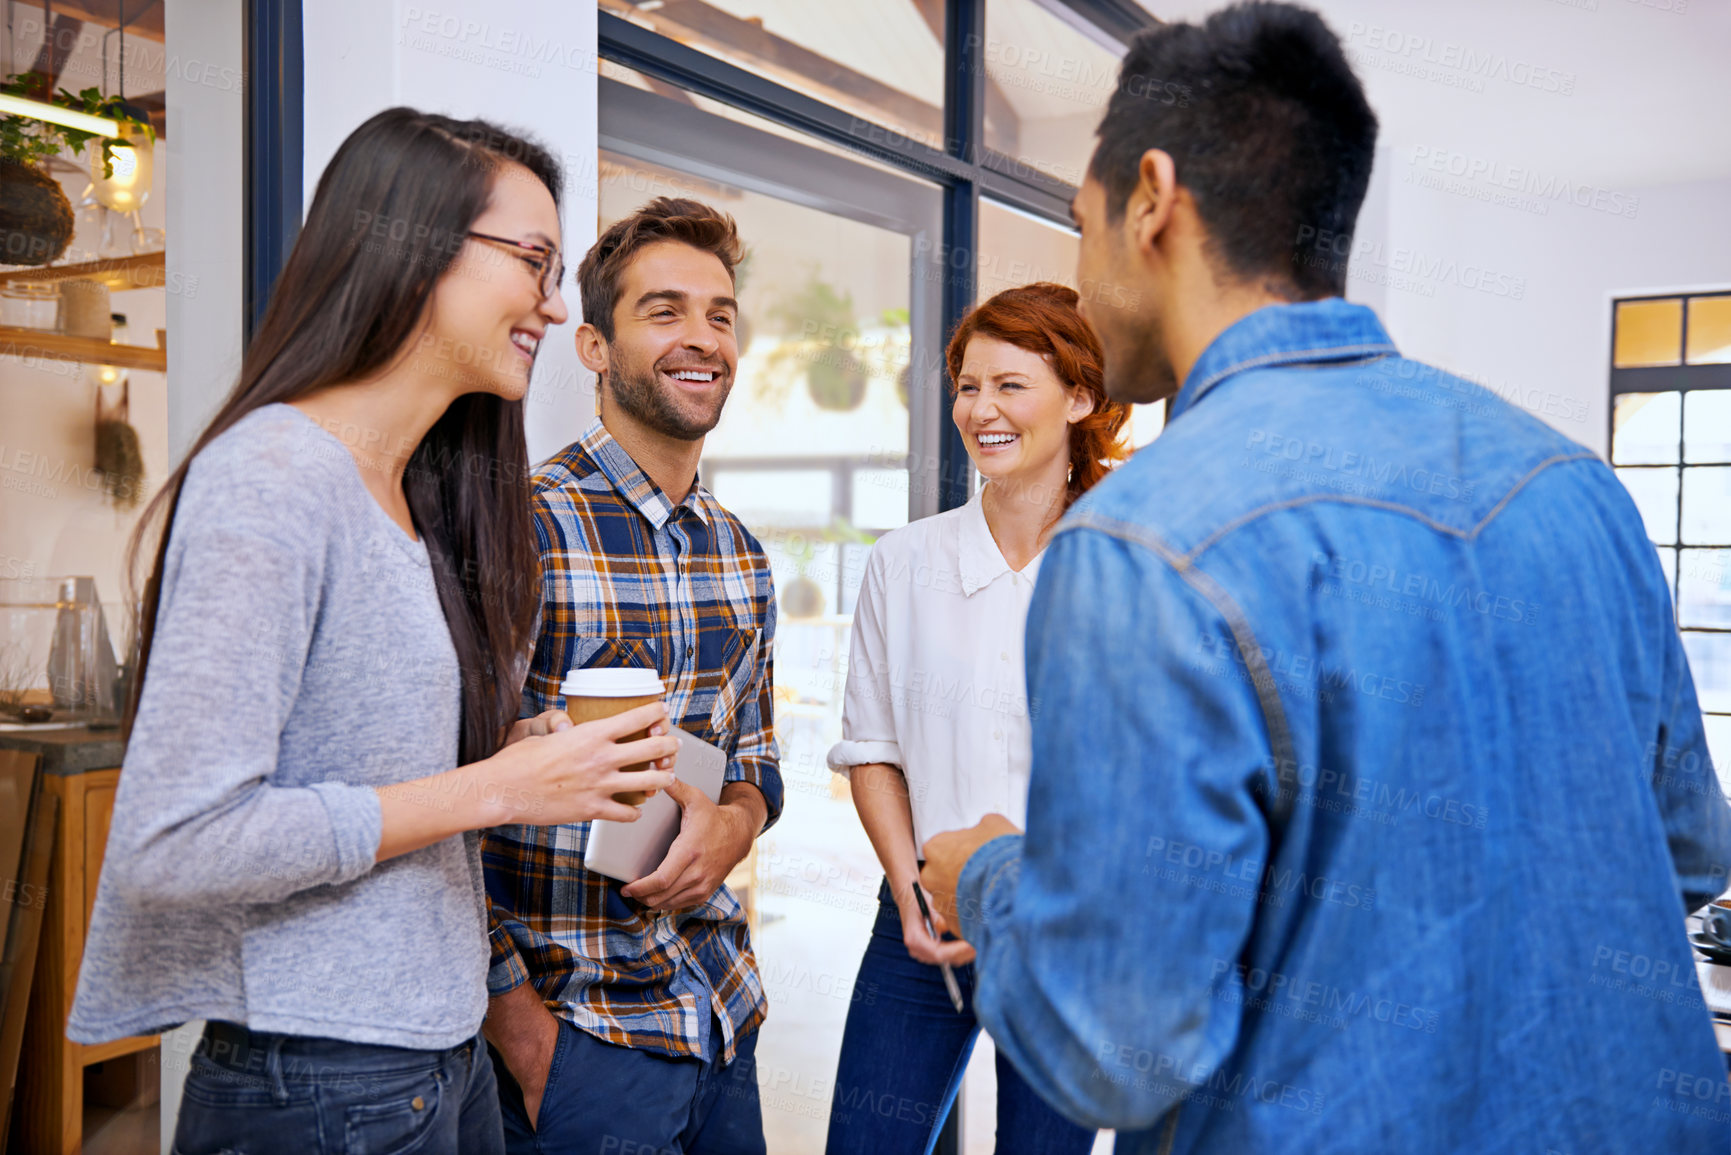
left=482, top=418, right=781, bottom=1064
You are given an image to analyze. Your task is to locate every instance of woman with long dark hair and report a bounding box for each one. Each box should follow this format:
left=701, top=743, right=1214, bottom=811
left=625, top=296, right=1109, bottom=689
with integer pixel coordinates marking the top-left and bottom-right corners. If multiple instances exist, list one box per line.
left=825, top=284, right=1129, bottom=1155
left=66, top=108, right=676, bottom=1155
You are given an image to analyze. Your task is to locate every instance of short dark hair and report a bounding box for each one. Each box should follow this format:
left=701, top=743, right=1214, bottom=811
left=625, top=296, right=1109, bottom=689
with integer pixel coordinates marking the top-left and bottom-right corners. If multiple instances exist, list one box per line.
left=577, top=197, right=744, bottom=339
left=1090, top=1, right=1377, bottom=298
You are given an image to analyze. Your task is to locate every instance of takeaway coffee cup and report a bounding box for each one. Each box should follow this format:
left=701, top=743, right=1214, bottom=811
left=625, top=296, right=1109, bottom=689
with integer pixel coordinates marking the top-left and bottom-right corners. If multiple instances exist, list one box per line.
left=561, top=667, right=665, bottom=805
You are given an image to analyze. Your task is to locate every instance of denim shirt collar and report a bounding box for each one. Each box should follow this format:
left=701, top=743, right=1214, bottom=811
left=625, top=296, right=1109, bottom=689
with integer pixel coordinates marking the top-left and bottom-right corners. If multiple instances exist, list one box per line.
left=1169, top=297, right=1399, bottom=422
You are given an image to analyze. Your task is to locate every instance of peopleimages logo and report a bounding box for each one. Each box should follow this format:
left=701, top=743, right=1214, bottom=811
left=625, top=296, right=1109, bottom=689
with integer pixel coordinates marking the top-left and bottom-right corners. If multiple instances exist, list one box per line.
left=1345, top=22, right=1577, bottom=96
left=1294, top=226, right=1527, bottom=301
left=1405, top=146, right=1640, bottom=220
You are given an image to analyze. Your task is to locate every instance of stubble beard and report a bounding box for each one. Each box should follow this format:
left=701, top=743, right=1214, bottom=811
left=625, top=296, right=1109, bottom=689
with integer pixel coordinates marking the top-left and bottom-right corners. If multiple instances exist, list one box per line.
left=1101, top=310, right=1178, bottom=406
left=606, top=350, right=733, bottom=441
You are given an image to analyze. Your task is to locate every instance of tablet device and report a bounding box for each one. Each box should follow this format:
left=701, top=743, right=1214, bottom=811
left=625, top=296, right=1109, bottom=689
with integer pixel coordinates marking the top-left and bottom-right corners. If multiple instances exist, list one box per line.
left=583, top=727, right=727, bottom=884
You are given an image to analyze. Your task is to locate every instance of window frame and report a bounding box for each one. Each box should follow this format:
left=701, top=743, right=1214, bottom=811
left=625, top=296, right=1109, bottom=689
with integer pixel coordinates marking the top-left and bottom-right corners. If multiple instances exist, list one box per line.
left=1609, top=290, right=1731, bottom=755
left=597, top=0, right=1155, bottom=513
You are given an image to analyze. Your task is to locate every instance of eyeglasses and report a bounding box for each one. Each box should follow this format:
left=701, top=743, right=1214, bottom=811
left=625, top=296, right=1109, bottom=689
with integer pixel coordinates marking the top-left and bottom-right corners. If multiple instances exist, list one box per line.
left=466, top=231, right=564, bottom=300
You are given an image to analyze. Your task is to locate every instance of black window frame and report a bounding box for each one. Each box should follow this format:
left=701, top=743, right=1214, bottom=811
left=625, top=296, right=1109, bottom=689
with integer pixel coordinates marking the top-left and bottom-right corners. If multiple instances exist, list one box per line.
left=245, top=0, right=304, bottom=344
left=1608, top=290, right=1731, bottom=752
left=597, top=0, right=1156, bottom=514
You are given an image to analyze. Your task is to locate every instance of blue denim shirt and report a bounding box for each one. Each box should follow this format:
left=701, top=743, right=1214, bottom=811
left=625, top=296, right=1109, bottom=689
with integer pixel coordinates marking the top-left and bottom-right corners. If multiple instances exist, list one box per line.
left=956, top=298, right=1731, bottom=1154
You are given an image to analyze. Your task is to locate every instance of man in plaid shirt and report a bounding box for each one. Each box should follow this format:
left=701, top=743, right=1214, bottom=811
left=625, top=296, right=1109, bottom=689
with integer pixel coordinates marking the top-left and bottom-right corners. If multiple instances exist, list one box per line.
left=483, top=198, right=780, bottom=1155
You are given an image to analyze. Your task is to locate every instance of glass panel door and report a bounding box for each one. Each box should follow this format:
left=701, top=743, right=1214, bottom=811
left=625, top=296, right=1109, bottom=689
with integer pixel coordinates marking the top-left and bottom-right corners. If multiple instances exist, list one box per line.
left=600, top=80, right=943, bottom=1155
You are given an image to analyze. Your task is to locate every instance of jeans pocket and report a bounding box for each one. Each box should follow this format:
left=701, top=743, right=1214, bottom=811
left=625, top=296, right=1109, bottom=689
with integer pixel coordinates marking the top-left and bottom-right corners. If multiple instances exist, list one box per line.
left=342, top=1068, right=444, bottom=1155
left=173, top=1072, right=321, bottom=1155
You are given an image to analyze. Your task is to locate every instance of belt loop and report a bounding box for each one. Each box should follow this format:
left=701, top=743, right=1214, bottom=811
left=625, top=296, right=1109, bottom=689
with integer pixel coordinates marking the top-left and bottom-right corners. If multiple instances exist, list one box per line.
left=268, top=1034, right=290, bottom=1105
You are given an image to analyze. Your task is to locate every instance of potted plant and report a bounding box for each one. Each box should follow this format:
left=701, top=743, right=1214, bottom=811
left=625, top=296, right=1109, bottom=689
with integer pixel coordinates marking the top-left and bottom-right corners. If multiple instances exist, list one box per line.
left=768, top=268, right=869, bottom=412
left=0, top=74, right=154, bottom=266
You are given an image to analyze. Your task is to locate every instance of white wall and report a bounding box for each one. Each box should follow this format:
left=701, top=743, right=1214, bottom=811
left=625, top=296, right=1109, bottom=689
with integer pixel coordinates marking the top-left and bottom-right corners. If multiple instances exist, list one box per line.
left=165, top=0, right=246, bottom=461
left=1347, top=146, right=1731, bottom=457
left=302, top=0, right=600, bottom=463
left=157, top=3, right=247, bottom=1141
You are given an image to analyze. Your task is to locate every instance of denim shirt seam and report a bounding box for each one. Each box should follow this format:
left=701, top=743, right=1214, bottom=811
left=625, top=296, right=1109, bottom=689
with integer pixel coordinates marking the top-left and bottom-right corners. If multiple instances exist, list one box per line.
left=1060, top=515, right=1299, bottom=827
left=1179, top=450, right=1601, bottom=565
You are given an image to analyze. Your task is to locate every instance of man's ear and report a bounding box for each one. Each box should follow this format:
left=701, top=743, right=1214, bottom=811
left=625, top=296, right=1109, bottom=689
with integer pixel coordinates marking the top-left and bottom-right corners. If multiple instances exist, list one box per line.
left=574, top=322, right=610, bottom=375
left=1128, top=149, right=1178, bottom=259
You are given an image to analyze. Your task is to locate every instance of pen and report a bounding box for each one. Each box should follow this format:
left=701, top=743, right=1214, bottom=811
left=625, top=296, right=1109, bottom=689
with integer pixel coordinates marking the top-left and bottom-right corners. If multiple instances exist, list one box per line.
left=911, top=881, right=966, bottom=1013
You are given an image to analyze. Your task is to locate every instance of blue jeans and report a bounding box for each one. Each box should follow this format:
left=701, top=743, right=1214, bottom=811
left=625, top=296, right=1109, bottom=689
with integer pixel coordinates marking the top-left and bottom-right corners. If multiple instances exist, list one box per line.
left=171, top=1021, right=502, bottom=1155
left=492, top=1015, right=765, bottom=1155
left=825, top=881, right=1096, bottom=1155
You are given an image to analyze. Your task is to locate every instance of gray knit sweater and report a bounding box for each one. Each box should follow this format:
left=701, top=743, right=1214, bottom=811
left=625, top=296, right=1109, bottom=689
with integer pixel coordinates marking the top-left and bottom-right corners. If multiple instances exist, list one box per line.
left=68, top=404, right=487, bottom=1050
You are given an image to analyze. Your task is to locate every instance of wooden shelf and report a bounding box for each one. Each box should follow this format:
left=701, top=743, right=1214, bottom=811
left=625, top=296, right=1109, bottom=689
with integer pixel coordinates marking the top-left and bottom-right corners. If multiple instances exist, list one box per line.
left=0, top=252, right=166, bottom=292
left=0, top=326, right=166, bottom=372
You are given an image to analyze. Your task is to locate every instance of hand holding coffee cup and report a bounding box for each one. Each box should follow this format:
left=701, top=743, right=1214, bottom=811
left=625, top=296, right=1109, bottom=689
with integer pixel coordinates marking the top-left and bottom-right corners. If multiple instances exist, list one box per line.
left=563, top=668, right=669, bottom=805
left=477, top=700, right=676, bottom=826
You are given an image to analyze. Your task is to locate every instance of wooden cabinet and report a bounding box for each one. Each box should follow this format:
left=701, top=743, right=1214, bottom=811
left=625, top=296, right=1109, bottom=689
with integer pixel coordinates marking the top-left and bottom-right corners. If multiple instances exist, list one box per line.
left=13, top=765, right=157, bottom=1155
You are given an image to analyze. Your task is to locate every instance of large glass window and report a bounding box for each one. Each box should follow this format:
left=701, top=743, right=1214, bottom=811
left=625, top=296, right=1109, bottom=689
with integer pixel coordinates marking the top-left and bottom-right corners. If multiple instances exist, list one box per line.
left=597, top=5, right=1141, bottom=1149
left=600, top=0, right=945, bottom=150
left=982, top=0, right=1124, bottom=185
left=1611, top=291, right=1731, bottom=786
left=598, top=136, right=936, bottom=1155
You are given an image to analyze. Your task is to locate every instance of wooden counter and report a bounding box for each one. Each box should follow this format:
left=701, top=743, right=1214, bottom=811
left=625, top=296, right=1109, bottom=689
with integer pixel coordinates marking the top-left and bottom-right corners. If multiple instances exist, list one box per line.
left=1, top=726, right=153, bottom=1155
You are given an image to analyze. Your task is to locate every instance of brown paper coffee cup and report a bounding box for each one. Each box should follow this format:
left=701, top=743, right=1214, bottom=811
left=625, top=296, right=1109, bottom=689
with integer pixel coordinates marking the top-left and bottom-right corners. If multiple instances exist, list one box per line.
left=561, top=667, right=666, bottom=805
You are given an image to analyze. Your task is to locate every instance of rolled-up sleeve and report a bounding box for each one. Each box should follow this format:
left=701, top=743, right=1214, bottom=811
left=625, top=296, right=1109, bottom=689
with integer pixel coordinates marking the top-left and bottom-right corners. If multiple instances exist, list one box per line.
left=827, top=549, right=904, bottom=779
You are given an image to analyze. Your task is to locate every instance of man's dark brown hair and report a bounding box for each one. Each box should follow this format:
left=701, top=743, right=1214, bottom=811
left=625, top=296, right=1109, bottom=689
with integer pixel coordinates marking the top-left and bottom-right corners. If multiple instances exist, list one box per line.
left=576, top=197, right=744, bottom=340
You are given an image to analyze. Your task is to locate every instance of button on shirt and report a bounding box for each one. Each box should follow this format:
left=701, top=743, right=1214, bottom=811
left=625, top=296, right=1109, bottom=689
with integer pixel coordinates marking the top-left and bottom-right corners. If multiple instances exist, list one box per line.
left=481, top=418, right=781, bottom=1065
left=827, top=486, right=1041, bottom=848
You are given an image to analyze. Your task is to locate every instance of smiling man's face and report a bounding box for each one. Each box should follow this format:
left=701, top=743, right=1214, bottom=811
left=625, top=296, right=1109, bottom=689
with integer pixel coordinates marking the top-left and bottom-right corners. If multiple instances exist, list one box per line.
left=600, top=240, right=739, bottom=440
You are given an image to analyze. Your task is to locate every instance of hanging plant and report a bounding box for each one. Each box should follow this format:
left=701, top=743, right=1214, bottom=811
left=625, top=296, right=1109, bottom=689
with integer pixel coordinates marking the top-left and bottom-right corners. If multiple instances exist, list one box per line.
left=806, top=350, right=868, bottom=411
left=94, top=378, right=145, bottom=510
left=765, top=267, right=870, bottom=413
left=0, top=74, right=154, bottom=267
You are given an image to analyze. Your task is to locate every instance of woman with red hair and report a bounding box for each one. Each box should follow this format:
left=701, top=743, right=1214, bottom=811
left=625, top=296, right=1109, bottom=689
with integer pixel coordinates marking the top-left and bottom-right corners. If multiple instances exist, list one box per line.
left=825, top=283, right=1129, bottom=1154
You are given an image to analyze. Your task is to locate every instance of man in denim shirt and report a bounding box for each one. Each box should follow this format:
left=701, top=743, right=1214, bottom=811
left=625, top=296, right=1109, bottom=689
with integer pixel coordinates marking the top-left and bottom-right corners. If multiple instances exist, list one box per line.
left=920, top=5, right=1731, bottom=1152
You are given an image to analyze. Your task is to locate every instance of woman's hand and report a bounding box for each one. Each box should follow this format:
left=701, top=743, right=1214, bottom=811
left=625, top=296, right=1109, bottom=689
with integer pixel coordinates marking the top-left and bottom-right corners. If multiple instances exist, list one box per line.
left=504, top=708, right=573, bottom=747
left=897, top=888, right=977, bottom=967
left=476, top=701, right=678, bottom=827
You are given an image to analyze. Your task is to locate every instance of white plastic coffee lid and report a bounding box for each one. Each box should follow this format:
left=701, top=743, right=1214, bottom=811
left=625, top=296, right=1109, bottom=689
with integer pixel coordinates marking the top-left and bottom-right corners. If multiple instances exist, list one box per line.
left=560, top=667, right=664, bottom=697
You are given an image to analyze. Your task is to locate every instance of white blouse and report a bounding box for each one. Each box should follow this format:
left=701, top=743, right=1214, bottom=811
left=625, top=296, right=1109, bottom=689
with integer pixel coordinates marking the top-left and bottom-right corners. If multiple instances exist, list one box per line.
left=827, top=486, right=1043, bottom=849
